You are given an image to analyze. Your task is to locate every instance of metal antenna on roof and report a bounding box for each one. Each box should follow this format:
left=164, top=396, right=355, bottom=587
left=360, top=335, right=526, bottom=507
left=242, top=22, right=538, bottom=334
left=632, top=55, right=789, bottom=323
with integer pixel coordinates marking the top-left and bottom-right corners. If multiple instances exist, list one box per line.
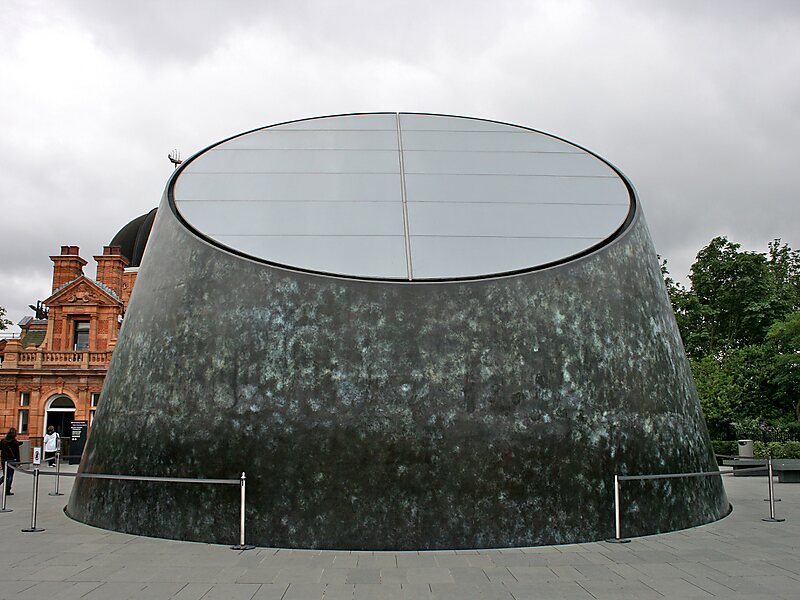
left=28, top=301, right=48, bottom=320
left=168, top=150, right=182, bottom=169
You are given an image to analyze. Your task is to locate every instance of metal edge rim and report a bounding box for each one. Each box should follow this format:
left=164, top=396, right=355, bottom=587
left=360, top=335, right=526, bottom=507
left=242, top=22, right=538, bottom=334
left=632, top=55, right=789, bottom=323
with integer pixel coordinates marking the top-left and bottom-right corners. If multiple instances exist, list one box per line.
left=165, top=112, right=639, bottom=284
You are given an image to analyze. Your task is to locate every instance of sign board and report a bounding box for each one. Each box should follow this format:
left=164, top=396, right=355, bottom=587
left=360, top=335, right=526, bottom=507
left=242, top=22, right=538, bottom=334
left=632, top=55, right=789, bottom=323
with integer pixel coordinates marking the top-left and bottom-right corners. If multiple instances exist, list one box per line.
left=32, top=446, right=41, bottom=465
left=69, top=420, right=88, bottom=465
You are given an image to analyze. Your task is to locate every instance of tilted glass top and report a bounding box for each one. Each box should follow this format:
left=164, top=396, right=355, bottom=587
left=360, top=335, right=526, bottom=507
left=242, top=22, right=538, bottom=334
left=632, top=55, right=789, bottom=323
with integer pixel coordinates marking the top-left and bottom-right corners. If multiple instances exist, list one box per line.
left=172, top=113, right=633, bottom=280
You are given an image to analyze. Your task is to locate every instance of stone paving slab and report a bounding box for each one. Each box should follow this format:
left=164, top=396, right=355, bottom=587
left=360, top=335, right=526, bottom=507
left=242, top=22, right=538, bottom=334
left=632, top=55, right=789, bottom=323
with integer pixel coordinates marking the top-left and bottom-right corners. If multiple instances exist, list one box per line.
left=0, top=468, right=798, bottom=599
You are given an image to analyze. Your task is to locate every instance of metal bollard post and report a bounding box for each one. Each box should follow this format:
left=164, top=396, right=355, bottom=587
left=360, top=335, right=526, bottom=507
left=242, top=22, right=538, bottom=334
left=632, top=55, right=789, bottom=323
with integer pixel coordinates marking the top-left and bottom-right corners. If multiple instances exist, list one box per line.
left=21, top=467, right=45, bottom=532
left=0, top=461, right=11, bottom=513
left=762, top=456, right=785, bottom=523
left=606, top=474, right=630, bottom=543
left=763, top=456, right=781, bottom=502
left=231, top=471, right=254, bottom=550
left=49, top=449, right=63, bottom=496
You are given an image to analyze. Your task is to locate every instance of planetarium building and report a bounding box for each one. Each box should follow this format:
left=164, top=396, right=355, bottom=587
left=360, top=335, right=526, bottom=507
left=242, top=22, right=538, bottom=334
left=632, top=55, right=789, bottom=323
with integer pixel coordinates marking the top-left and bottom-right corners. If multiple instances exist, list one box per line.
left=67, top=113, right=728, bottom=549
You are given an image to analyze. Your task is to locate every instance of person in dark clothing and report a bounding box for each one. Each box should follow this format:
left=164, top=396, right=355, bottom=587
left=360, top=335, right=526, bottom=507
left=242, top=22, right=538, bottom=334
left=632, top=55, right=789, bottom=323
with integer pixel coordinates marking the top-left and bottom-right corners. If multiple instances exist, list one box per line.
left=0, top=428, right=22, bottom=495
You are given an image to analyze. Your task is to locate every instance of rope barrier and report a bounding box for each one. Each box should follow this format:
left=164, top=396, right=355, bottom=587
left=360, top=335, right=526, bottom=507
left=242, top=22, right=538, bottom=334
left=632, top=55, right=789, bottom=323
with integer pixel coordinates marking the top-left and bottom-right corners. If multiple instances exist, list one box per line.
left=608, top=459, right=784, bottom=543
left=14, top=466, right=239, bottom=486
left=1, top=457, right=252, bottom=550
left=619, top=470, right=733, bottom=482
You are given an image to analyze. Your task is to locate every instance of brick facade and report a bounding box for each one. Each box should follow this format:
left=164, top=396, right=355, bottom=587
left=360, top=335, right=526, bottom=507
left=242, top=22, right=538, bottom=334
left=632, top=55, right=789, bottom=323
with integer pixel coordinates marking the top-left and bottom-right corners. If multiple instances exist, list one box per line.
left=0, top=245, right=134, bottom=450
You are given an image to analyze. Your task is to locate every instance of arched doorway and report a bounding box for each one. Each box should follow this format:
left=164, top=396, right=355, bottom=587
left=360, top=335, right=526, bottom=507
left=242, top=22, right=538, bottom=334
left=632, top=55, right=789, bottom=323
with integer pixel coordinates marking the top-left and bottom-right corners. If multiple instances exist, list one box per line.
left=44, top=395, right=76, bottom=438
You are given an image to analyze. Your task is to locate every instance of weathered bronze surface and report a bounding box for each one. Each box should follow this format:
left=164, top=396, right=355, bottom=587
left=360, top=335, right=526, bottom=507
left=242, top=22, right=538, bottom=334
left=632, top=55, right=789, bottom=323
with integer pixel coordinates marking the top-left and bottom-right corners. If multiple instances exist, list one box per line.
left=67, top=117, right=727, bottom=548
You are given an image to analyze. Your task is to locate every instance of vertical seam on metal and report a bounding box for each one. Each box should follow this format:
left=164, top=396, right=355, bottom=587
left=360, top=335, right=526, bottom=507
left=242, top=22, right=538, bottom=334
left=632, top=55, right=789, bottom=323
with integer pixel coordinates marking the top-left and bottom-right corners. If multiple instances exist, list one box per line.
left=396, top=112, right=414, bottom=280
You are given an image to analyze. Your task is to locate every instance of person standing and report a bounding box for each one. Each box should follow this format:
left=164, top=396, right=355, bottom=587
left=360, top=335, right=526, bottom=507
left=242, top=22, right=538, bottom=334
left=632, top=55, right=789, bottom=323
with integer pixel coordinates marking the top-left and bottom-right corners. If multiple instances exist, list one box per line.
left=44, top=425, right=60, bottom=467
left=0, top=428, right=22, bottom=495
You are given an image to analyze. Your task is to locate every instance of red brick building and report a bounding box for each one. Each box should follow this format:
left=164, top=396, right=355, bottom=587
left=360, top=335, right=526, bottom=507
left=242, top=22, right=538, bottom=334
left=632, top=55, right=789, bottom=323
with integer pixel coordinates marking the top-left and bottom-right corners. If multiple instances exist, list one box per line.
left=0, top=210, right=153, bottom=449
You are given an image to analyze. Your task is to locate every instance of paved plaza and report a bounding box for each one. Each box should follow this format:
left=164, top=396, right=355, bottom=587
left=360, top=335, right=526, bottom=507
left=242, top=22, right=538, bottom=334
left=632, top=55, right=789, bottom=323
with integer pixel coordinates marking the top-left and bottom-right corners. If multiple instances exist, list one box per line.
left=0, top=468, right=797, bottom=599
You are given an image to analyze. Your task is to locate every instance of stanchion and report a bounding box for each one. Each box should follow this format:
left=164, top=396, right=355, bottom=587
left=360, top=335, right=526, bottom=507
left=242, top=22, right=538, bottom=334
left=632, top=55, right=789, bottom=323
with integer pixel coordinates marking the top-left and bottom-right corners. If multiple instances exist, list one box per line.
left=606, top=474, right=630, bottom=543
left=231, top=471, right=254, bottom=550
left=764, top=455, right=781, bottom=501
left=48, top=449, right=63, bottom=496
left=762, top=456, right=785, bottom=523
left=0, top=461, right=12, bottom=513
left=21, top=467, right=44, bottom=532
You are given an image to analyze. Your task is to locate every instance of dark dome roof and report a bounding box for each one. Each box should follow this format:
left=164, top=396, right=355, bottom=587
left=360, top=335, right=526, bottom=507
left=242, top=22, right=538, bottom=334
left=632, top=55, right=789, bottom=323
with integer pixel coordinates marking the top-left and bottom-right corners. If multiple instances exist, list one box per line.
left=110, top=208, right=157, bottom=267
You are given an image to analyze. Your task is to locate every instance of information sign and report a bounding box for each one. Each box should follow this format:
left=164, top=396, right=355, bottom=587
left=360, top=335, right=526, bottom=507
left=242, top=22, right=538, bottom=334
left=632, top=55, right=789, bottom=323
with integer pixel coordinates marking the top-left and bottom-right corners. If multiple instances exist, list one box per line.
left=69, top=420, right=88, bottom=465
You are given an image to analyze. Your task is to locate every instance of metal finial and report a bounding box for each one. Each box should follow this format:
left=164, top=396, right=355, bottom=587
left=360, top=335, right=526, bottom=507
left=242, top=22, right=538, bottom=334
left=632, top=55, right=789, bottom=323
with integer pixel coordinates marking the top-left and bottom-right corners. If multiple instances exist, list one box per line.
left=168, top=150, right=182, bottom=169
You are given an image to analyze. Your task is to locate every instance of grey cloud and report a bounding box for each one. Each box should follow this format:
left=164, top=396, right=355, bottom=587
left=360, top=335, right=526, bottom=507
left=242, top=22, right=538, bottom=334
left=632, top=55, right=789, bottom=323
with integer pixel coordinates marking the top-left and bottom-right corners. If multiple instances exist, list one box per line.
left=53, top=0, right=529, bottom=65
left=2, top=0, right=799, bottom=323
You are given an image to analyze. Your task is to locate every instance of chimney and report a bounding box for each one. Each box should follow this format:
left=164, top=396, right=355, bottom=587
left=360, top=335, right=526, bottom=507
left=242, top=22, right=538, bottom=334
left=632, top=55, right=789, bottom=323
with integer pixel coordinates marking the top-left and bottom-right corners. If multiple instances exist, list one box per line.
left=50, top=246, right=87, bottom=292
left=94, top=245, right=128, bottom=297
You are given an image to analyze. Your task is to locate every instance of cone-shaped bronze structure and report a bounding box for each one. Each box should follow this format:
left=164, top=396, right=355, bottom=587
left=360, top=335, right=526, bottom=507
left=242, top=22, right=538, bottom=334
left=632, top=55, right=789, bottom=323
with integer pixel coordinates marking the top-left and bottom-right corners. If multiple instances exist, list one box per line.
left=67, top=114, right=728, bottom=549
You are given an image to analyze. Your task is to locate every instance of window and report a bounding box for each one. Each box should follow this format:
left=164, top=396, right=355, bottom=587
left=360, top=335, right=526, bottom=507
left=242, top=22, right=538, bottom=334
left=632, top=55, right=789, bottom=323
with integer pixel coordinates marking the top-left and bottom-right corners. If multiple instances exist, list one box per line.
left=90, top=393, right=100, bottom=425
left=74, top=320, right=90, bottom=351
left=18, top=410, right=29, bottom=434
left=20, top=392, right=30, bottom=407
left=49, top=396, right=75, bottom=409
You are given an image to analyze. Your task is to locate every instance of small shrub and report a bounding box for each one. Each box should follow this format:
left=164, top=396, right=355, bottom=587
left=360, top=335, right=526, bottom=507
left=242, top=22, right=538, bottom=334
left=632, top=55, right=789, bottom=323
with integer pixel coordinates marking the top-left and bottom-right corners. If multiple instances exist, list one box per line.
left=711, top=440, right=738, bottom=456
left=779, top=421, right=800, bottom=441
left=730, top=418, right=800, bottom=443
left=767, top=442, right=784, bottom=458
left=752, top=441, right=800, bottom=459
left=754, top=441, right=767, bottom=457
left=732, top=418, right=762, bottom=440
left=771, top=441, right=800, bottom=459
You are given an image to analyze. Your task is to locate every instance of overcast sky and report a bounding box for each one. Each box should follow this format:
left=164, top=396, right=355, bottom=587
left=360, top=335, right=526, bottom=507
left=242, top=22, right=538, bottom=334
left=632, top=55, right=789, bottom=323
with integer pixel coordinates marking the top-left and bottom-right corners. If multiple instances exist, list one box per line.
left=1, top=0, right=798, bottom=329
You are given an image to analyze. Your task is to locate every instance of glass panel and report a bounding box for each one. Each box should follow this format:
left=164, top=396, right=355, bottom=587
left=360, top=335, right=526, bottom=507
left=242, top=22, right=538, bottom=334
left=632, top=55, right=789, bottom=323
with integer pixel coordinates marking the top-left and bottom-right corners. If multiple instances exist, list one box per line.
left=51, top=396, right=76, bottom=409
left=178, top=201, right=405, bottom=237
left=410, top=236, right=600, bottom=279
left=220, top=129, right=399, bottom=151
left=20, top=392, right=30, bottom=407
left=401, top=130, right=579, bottom=152
left=19, top=410, right=28, bottom=434
left=404, top=173, right=629, bottom=205
left=214, top=235, right=408, bottom=279
left=74, top=320, right=90, bottom=351
left=402, top=151, right=615, bottom=177
left=189, top=149, right=400, bottom=174
left=400, top=113, right=517, bottom=132
left=91, top=393, right=100, bottom=408
left=175, top=173, right=402, bottom=203
left=275, top=114, right=397, bottom=130
left=407, top=202, right=629, bottom=239
left=172, top=113, right=633, bottom=280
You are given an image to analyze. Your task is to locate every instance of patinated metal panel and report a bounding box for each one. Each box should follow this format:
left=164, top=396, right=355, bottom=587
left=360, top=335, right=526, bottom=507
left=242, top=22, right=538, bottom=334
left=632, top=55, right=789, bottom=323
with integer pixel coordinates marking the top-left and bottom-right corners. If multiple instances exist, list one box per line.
left=67, top=200, right=728, bottom=549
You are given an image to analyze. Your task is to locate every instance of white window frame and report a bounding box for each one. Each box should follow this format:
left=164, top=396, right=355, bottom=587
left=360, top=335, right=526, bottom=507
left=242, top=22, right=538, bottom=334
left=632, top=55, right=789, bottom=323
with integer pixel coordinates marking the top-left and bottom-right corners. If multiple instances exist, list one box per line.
left=73, top=319, right=90, bottom=351
left=18, top=409, right=29, bottom=434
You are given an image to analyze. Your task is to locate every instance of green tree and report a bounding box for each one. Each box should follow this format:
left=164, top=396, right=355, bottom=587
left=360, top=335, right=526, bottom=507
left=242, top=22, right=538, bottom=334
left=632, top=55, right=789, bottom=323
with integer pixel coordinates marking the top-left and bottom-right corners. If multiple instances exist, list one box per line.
left=766, top=311, right=800, bottom=420
left=691, top=345, right=778, bottom=437
left=0, top=306, right=12, bottom=330
left=660, top=254, right=702, bottom=358
left=662, top=239, right=800, bottom=431
left=766, top=240, right=800, bottom=315
left=665, top=237, right=797, bottom=360
left=689, top=237, right=783, bottom=355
